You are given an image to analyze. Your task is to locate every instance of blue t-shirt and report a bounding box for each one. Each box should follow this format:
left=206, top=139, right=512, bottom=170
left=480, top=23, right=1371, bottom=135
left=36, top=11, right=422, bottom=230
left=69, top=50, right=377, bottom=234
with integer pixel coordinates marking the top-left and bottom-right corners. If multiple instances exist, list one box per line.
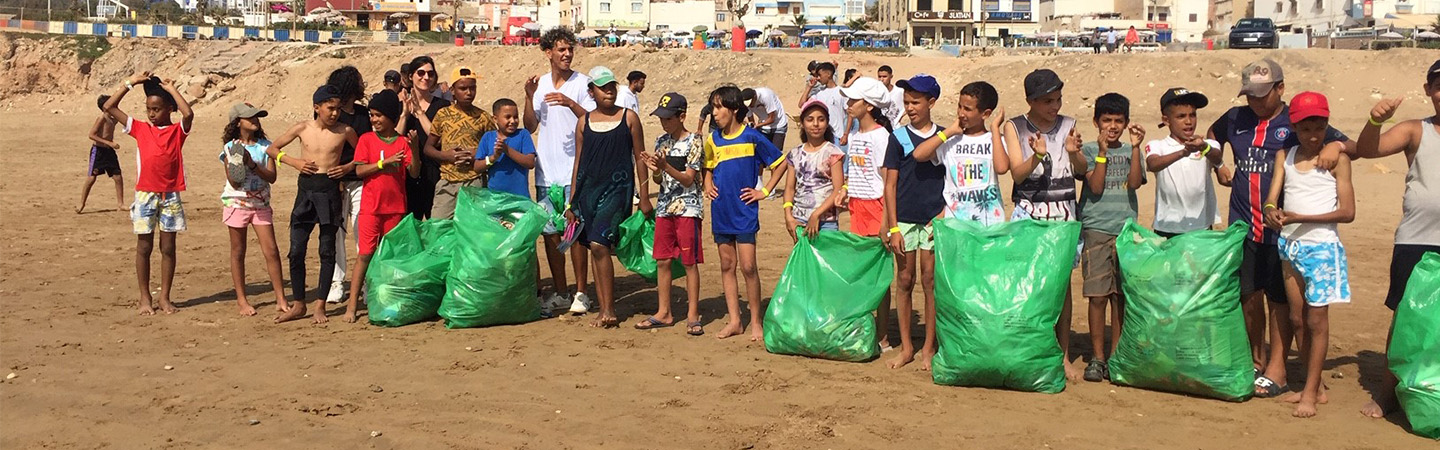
left=1210, top=105, right=1347, bottom=244
left=704, top=126, right=784, bottom=235
left=475, top=129, right=536, bottom=198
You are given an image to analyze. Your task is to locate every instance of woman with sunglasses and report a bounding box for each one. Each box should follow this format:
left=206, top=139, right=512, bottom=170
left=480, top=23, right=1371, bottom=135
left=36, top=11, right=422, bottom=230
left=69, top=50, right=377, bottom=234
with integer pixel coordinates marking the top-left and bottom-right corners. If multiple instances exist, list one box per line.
left=402, top=55, right=450, bottom=220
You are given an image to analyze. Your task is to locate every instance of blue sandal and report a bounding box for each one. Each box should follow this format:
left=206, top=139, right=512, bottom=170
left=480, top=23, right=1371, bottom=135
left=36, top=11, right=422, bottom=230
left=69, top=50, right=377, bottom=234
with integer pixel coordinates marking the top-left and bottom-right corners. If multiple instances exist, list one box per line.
left=634, top=316, right=675, bottom=330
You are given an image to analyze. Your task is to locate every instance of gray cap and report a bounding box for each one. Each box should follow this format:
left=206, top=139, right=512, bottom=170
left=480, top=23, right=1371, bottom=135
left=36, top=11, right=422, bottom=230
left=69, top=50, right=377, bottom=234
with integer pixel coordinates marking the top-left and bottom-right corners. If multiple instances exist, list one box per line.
left=228, top=102, right=268, bottom=122
left=1239, top=59, right=1284, bottom=97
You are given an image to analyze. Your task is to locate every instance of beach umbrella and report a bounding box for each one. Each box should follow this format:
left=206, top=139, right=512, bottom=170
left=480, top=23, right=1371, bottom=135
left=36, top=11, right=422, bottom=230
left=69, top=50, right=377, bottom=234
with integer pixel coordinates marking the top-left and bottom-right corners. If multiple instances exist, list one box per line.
left=1418, top=31, right=1440, bottom=39
left=433, top=13, right=450, bottom=21
left=880, top=30, right=900, bottom=36
left=746, top=29, right=762, bottom=38
left=1379, top=31, right=1405, bottom=39
left=578, top=28, right=600, bottom=38
left=523, top=22, right=541, bottom=30
left=673, top=30, right=691, bottom=37
left=802, top=29, right=824, bottom=37
left=692, top=25, right=708, bottom=33
left=626, top=29, right=641, bottom=36
left=389, top=12, right=411, bottom=19
left=308, top=7, right=330, bottom=15
left=276, top=12, right=297, bottom=21
left=269, top=4, right=291, bottom=12
left=769, top=29, right=786, bottom=36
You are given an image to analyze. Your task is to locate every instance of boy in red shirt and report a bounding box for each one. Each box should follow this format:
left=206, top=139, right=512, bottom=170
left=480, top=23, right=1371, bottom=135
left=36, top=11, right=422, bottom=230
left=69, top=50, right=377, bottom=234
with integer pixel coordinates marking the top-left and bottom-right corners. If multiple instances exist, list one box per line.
left=101, top=72, right=195, bottom=315
left=342, top=90, right=419, bottom=323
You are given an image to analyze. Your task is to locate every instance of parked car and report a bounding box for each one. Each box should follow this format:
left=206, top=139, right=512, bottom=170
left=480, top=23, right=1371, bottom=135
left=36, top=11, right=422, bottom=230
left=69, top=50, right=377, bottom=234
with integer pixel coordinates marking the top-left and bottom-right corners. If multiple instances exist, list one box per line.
left=1229, top=18, right=1279, bottom=49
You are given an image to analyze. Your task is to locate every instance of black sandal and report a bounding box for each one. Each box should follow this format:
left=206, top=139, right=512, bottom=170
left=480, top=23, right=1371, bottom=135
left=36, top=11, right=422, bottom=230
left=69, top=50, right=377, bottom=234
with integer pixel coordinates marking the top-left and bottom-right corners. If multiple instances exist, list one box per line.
left=686, top=321, right=704, bottom=336
left=1254, top=376, right=1288, bottom=398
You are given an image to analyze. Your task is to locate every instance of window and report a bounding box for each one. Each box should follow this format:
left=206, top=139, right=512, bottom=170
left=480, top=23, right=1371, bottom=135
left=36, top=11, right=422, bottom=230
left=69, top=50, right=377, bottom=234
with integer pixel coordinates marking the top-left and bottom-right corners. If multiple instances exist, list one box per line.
left=1158, top=12, right=1167, bottom=21
left=1275, top=2, right=1282, bottom=13
left=918, top=0, right=932, bottom=12
left=1189, top=13, right=1197, bottom=22
left=600, top=2, right=610, bottom=12
left=717, top=13, right=726, bottom=21
left=631, top=1, right=641, bottom=13
left=757, top=7, right=765, bottom=14
left=948, top=0, right=963, bottom=11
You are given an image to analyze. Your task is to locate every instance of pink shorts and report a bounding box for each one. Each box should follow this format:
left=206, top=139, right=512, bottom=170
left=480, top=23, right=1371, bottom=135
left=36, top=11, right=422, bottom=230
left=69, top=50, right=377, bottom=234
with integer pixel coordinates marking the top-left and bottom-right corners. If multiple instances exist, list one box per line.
left=222, top=207, right=273, bottom=228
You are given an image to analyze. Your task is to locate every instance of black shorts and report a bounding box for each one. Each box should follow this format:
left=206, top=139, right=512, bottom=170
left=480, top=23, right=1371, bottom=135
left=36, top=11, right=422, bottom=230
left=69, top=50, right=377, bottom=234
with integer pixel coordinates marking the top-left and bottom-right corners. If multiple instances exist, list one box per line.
left=1386, top=244, right=1440, bottom=311
left=1240, top=239, right=1286, bottom=303
left=89, top=146, right=121, bottom=177
left=291, top=174, right=344, bottom=226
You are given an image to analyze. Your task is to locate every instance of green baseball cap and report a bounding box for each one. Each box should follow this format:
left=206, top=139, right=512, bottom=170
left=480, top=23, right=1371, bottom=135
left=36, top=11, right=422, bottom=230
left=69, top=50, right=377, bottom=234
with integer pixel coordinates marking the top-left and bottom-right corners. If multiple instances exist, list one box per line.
left=588, top=66, right=617, bottom=87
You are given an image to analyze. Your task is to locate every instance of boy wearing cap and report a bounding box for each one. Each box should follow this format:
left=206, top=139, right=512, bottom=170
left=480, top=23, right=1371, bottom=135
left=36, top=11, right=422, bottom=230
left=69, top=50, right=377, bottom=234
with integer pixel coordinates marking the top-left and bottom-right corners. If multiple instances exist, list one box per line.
left=342, top=89, right=420, bottom=323
left=1260, top=91, right=1353, bottom=418
left=1077, top=93, right=1146, bottom=382
left=1146, top=87, right=1224, bottom=238
left=524, top=27, right=599, bottom=314
left=102, top=73, right=194, bottom=315
left=1206, top=59, right=1352, bottom=396
left=634, top=92, right=706, bottom=335
left=996, top=68, right=1087, bottom=380
left=267, top=84, right=360, bottom=324
left=1356, top=60, right=1440, bottom=419
left=220, top=102, right=289, bottom=317
left=424, top=67, right=495, bottom=220
left=879, top=74, right=943, bottom=369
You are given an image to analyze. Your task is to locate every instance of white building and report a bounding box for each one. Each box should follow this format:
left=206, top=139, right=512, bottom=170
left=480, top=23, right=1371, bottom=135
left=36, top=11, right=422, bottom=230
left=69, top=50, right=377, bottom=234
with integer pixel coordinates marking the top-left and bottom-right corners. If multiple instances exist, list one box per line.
left=976, top=0, right=1040, bottom=41
left=1256, top=0, right=1425, bottom=34
left=651, top=0, right=717, bottom=33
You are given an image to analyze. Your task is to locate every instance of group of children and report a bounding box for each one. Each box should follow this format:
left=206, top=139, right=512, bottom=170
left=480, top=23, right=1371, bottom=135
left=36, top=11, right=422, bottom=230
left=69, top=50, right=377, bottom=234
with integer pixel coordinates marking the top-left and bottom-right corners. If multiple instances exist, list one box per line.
left=90, top=38, right=1439, bottom=419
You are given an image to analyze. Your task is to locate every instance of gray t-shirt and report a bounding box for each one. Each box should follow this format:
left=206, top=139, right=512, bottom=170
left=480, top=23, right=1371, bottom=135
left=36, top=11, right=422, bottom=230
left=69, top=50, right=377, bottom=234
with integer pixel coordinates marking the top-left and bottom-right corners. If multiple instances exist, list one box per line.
left=1078, top=142, right=1140, bottom=235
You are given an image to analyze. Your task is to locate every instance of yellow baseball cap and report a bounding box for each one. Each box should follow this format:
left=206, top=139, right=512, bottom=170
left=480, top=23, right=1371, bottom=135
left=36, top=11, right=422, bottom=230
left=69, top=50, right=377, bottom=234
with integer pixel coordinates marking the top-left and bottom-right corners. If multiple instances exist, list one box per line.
left=451, top=66, right=478, bottom=84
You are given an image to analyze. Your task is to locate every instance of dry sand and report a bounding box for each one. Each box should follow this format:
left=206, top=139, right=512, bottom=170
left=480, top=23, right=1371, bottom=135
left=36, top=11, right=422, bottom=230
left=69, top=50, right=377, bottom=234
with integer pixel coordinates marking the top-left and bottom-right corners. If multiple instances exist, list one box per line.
left=1, top=34, right=1436, bottom=448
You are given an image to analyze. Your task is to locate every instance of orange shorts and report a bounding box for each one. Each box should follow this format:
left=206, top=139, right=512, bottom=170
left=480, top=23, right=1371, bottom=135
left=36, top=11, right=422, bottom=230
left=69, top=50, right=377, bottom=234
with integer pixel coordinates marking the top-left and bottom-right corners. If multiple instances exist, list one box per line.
left=849, top=197, right=884, bottom=237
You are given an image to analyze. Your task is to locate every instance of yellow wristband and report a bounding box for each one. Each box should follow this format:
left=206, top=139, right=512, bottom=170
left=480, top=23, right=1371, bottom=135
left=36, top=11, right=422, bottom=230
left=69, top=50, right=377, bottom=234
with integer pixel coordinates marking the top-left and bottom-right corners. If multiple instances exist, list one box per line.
left=1094, top=156, right=1108, bottom=164
left=1368, top=117, right=1384, bottom=127
left=761, top=187, right=771, bottom=197
left=377, top=159, right=384, bottom=169
left=277, top=152, right=287, bottom=164
left=1202, top=143, right=1212, bottom=156
left=1263, top=203, right=1277, bottom=210
left=936, top=131, right=949, bottom=142
left=888, top=226, right=901, bottom=234
left=842, top=184, right=849, bottom=190
left=783, top=202, right=794, bottom=209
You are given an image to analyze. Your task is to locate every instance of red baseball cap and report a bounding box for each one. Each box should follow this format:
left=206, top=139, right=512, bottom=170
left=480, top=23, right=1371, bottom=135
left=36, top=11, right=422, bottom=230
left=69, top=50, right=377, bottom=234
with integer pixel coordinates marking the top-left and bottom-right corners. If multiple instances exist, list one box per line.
left=1288, top=91, right=1329, bottom=123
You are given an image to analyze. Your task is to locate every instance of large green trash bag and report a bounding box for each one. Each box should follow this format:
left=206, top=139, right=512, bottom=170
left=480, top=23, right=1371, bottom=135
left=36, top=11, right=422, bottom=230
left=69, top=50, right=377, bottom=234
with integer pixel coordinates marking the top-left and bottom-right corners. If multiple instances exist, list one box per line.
left=1392, top=252, right=1440, bottom=439
left=931, top=218, right=1080, bottom=393
left=439, top=188, right=548, bottom=328
left=763, top=229, right=893, bottom=362
left=615, top=211, right=686, bottom=283
left=1108, top=220, right=1252, bottom=401
left=365, top=215, right=450, bottom=327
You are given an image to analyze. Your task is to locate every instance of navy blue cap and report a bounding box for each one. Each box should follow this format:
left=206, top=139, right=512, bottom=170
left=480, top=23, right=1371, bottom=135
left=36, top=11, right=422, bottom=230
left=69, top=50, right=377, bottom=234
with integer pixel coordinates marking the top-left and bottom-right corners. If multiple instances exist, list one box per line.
left=313, top=85, right=340, bottom=105
left=896, top=74, right=941, bottom=99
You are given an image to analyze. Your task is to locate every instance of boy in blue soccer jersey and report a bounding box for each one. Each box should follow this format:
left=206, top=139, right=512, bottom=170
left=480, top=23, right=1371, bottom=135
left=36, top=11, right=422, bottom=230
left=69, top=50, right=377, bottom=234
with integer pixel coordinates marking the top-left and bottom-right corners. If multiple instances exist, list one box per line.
left=703, top=86, right=787, bottom=341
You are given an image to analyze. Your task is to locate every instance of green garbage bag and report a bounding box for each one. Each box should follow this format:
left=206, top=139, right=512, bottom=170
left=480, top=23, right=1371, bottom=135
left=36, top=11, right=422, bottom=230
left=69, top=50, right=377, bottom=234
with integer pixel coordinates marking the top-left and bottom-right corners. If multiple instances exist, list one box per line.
left=439, top=188, right=548, bottom=328
left=419, top=218, right=459, bottom=253
left=763, top=229, right=893, bottom=362
left=1109, top=220, right=1252, bottom=401
left=615, top=211, right=686, bottom=283
left=365, top=215, right=450, bottom=327
left=1392, top=252, right=1440, bottom=439
left=931, top=218, right=1080, bottom=393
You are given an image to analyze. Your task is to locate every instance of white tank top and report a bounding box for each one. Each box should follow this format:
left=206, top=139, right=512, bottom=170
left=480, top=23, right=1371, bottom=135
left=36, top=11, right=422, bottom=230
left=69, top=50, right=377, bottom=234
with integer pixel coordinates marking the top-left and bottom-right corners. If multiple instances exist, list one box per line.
left=1280, top=147, right=1340, bottom=243
left=1396, top=117, right=1440, bottom=246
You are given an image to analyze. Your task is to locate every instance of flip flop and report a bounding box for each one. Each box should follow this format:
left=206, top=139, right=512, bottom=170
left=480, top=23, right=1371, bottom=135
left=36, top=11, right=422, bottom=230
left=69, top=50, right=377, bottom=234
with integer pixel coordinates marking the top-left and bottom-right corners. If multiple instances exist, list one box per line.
left=686, top=321, right=704, bottom=336
left=634, top=316, right=675, bottom=330
left=1254, top=375, right=1288, bottom=398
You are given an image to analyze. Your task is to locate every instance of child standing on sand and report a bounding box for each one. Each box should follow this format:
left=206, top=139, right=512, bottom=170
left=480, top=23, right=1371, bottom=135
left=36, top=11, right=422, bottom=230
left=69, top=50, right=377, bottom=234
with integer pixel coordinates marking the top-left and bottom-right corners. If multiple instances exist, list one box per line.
left=102, top=73, right=194, bottom=315
left=80, top=94, right=125, bottom=213
left=220, top=103, right=290, bottom=317
left=782, top=100, right=845, bottom=239
left=568, top=66, right=652, bottom=328
left=1261, top=91, right=1354, bottom=418
left=267, top=85, right=360, bottom=324
left=880, top=74, right=943, bottom=369
left=1076, top=93, right=1146, bottom=382
left=1145, top=88, right=1224, bottom=239
left=342, top=90, right=420, bottom=323
left=633, top=92, right=705, bottom=335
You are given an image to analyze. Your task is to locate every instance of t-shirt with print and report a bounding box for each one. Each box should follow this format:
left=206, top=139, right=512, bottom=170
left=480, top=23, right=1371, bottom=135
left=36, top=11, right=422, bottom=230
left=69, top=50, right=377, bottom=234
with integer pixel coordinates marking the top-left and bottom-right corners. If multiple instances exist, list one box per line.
left=748, top=87, right=789, bottom=131
left=940, top=132, right=1005, bottom=225
left=1146, top=136, right=1222, bottom=234
left=787, top=141, right=845, bottom=224
left=884, top=124, right=945, bottom=224
left=218, top=139, right=272, bottom=209
left=126, top=117, right=189, bottom=192
left=1209, top=105, right=1348, bottom=243
left=654, top=132, right=704, bottom=218
left=1078, top=142, right=1141, bottom=235
left=705, top=126, right=784, bottom=235
left=475, top=130, right=537, bottom=199
left=531, top=71, right=598, bottom=187
left=354, top=132, right=412, bottom=215
left=845, top=126, right=891, bottom=201
left=1009, top=114, right=1078, bottom=221
left=429, top=105, right=495, bottom=182
left=883, top=85, right=905, bottom=126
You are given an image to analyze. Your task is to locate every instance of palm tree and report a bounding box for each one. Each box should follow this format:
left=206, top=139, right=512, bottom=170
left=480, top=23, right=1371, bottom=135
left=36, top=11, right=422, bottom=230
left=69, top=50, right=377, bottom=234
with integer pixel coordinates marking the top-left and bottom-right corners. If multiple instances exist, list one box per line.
left=792, top=13, right=808, bottom=30
left=823, top=15, right=837, bottom=38
left=847, top=18, right=869, bottom=33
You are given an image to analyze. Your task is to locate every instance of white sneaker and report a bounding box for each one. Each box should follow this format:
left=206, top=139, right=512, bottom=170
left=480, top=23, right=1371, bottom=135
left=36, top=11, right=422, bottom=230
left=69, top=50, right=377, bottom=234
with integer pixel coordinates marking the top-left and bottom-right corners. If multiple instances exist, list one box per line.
left=568, top=292, right=593, bottom=315
left=325, top=282, right=346, bottom=304
left=539, top=293, right=567, bottom=313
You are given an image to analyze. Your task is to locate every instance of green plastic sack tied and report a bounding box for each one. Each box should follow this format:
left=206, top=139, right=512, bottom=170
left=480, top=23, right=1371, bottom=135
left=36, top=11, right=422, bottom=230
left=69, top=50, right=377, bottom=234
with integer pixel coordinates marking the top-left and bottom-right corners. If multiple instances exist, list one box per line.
left=931, top=219, right=1080, bottom=393
left=615, top=211, right=686, bottom=283
left=1109, top=220, right=1252, bottom=402
left=365, top=215, right=453, bottom=327
left=763, top=229, right=894, bottom=362
left=1392, top=252, right=1440, bottom=439
left=439, top=187, right=548, bottom=328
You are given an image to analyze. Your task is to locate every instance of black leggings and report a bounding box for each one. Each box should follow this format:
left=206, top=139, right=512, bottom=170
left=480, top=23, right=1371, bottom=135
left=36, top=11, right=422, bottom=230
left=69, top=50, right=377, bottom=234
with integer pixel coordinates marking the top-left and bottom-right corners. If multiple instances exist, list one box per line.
left=289, top=221, right=339, bottom=302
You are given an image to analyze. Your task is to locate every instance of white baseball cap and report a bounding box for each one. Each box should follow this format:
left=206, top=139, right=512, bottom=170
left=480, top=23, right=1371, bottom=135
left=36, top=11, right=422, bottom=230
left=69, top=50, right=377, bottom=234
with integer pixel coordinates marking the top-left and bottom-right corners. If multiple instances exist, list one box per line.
left=840, top=77, right=890, bottom=108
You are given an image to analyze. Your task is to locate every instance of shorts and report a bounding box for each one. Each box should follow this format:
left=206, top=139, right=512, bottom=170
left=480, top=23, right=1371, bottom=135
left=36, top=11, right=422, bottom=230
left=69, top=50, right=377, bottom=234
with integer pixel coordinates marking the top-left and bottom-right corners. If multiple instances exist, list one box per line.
left=898, top=222, right=934, bottom=252
left=536, top=184, right=573, bottom=235
left=714, top=233, right=757, bottom=245
left=1278, top=237, right=1352, bottom=307
left=89, top=145, right=121, bottom=177
left=797, top=220, right=840, bottom=232
left=432, top=177, right=482, bottom=220
left=357, top=213, right=405, bottom=256
left=1241, top=239, right=1286, bottom=303
left=131, top=191, right=186, bottom=234
left=1385, top=244, right=1440, bottom=311
left=1155, top=230, right=1183, bottom=239
left=1082, top=230, right=1120, bottom=297
left=292, top=174, right=344, bottom=226
left=849, top=197, right=884, bottom=237
left=222, top=207, right=273, bottom=228
left=654, top=216, right=704, bottom=266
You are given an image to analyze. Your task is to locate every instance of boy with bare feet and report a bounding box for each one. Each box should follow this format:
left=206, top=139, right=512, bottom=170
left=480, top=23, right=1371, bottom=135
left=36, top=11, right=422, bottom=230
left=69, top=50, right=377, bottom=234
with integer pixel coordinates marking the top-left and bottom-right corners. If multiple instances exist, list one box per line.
left=1356, top=59, right=1440, bottom=419
left=102, top=73, right=194, bottom=315
left=342, top=90, right=419, bottom=323
left=80, top=94, right=125, bottom=213
left=268, top=85, right=359, bottom=324
left=879, top=74, right=942, bottom=369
